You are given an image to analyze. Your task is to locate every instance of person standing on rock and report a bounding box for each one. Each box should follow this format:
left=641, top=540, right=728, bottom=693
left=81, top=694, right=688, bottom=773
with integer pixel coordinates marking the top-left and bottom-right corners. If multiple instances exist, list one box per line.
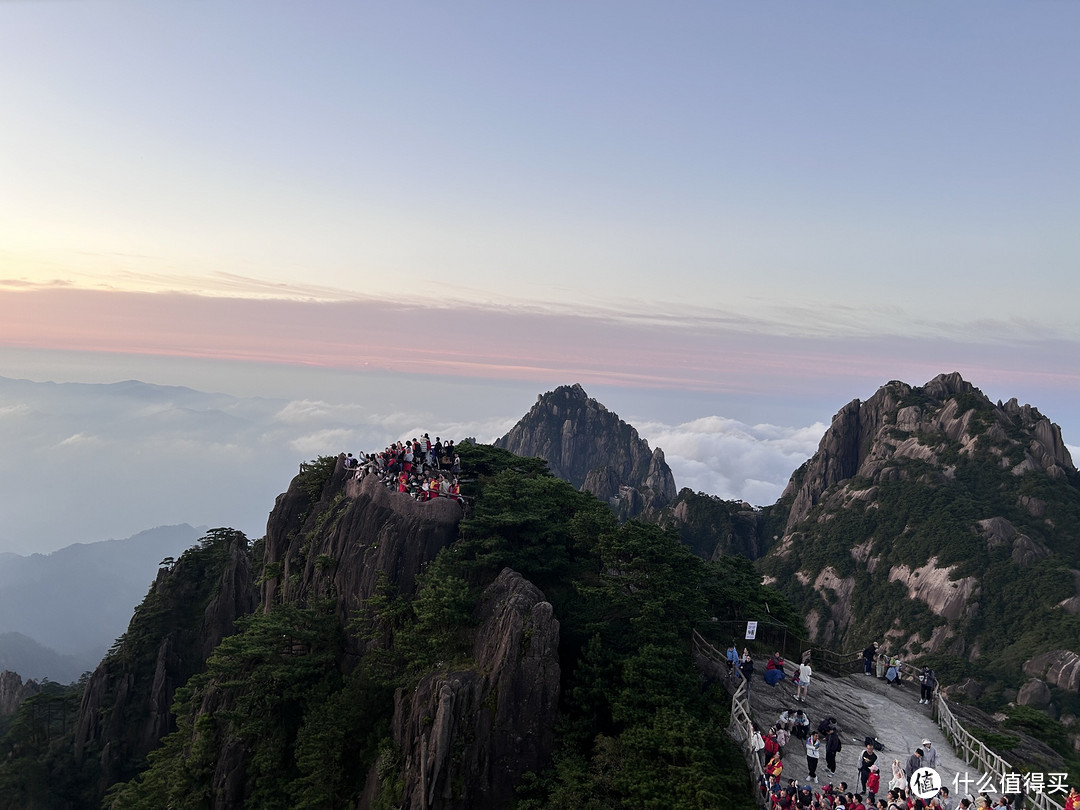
left=905, top=748, right=923, bottom=782
left=806, top=731, right=822, bottom=783
left=741, top=652, right=755, bottom=691
left=859, top=743, right=878, bottom=793
left=797, top=657, right=812, bottom=702
left=889, top=761, right=906, bottom=793
left=863, top=643, right=878, bottom=675
left=921, top=739, right=937, bottom=768
left=867, top=765, right=880, bottom=805
left=825, top=727, right=842, bottom=777
left=727, top=642, right=740, bottom=680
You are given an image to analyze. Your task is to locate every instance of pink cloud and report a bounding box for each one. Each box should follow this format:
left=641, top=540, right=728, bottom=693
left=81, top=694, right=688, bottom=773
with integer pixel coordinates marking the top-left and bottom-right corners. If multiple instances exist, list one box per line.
left=1, top=288, right=1078, bottom=406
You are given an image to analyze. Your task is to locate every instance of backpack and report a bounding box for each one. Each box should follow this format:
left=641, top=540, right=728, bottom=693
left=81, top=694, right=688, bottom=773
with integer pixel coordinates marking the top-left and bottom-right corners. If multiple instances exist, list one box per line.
left=751, top=731, right=766, bottom=752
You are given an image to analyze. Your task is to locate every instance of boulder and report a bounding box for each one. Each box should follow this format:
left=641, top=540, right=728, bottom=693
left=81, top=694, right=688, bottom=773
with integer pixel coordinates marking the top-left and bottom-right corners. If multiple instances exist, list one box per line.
left=1017, top=678, right=1052, bottom=708
left=1023, top=650, right=1080, bottom=692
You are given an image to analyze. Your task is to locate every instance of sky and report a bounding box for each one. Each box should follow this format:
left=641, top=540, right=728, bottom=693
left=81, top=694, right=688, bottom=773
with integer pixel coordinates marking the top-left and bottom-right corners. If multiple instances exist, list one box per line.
left=0, top=2, right=1078, bottom=553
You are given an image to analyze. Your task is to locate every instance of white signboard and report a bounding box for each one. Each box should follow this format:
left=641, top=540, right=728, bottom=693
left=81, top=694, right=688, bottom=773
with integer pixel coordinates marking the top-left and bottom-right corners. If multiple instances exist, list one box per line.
left=745, top=621, right=758, bottom=640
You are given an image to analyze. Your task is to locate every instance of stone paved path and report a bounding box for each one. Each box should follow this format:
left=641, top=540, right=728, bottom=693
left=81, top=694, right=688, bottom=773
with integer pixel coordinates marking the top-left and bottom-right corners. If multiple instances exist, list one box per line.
left=745, top=663, right=974, bottom=798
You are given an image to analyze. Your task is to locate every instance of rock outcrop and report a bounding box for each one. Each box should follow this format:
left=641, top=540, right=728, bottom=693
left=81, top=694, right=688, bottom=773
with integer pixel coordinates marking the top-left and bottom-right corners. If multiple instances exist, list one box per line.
left=495, top=384, right=676, bottom=519
left=0, top=669, right=40, bottom=716
left=657, top=490, right=767, bottom=560
left=72, top=529, right=257, bottom=797
left=1023, top=650, right=1080, bottom=693
left=366, top=568, right=561, bottom=810
left=761, top=372, right=1080, bottom=663
left=1017, top=678, right=1053, bottom=708
left=781, top=372, right=1074, bottom=531
left=261, top=457, right=462, bottom=649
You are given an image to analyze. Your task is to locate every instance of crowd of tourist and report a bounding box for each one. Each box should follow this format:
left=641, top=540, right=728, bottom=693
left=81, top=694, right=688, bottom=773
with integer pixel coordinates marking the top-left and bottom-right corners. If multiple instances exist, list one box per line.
left=343, top=433, right=464, bottom=504
left=729, top=642, right=1066, bottom=810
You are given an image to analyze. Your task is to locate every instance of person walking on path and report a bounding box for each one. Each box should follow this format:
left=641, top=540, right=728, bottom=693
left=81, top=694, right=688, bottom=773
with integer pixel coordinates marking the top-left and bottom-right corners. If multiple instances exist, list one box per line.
left=919, top=667, right=937, bottom=704
left=905, top=748, right=923, bottom=781
left=825, top=727, right=842, bottom=777
left=727, top=642, right=740, bottom=680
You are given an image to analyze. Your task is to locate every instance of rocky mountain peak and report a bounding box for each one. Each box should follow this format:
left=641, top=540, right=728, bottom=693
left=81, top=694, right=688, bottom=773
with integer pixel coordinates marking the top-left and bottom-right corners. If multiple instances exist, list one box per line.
left=762, top=372, right=1080, bottom=674
left=495, top=384, right=676, bottom=519
left=781, top=372, right=1075, bottom=530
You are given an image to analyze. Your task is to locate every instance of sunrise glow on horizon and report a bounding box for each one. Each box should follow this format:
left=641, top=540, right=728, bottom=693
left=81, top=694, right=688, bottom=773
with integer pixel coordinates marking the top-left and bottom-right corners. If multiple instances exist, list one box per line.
left=0, top=1, right=1076, bottom=440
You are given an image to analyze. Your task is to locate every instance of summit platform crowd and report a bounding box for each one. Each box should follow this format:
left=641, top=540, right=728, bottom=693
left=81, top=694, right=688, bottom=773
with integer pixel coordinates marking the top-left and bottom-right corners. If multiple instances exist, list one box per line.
left=343, top=433, right=463, bottom=504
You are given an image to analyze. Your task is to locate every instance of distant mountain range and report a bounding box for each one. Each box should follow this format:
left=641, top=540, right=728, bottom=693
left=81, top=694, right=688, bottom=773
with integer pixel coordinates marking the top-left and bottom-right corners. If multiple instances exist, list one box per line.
left=0, top=524, right=204, bottom=681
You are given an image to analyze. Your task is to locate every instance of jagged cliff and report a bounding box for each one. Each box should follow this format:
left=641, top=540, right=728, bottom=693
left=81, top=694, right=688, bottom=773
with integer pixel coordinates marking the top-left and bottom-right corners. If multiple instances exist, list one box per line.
left=364, top=568, right=560, bottom=810
left=262, top=457, right=462, bottom=642
left=655, top=489, right=773, bottom=560
left=781, top=371, right=1073, bottom=530
left=0, top=670, right=39, bottom=718
left=88, top=440, right=768, bottom=809
left=72, top=529, right=256, bottom=799
left=495, top=383, right=677, bottom=519
left=760, top=372, right=1080, bottom=712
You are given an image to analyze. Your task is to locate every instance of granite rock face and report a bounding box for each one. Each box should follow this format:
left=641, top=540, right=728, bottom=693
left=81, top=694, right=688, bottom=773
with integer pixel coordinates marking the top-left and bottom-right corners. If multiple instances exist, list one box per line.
left=262, top=459, right=462, bottom=656
left=782, top=372, right=1074, bottom=531
left=373, top=568, right=560, bottom=810
left=495, top=384, right=677, bottom=519
left=72, top=530, right=256, bottom=797
left=1024, top=650, right=1080, bottom=693
left=1017, top=678, right=1053, bottom=708
left=763, top=372, right=1080, bottom=660
left=0, top=669, right=40, bottom=717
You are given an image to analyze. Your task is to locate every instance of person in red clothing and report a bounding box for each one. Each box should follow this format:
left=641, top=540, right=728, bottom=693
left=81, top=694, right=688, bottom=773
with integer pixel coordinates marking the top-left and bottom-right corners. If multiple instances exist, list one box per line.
left=867, top=765, right=880, bottom=804
left=772, top=788, right=796, bottom=810
left=764, top=728, right=781, bottom=758
left=1063, top=787, right=1079, bottom=810
left=765, top=751, right=784, bottom=780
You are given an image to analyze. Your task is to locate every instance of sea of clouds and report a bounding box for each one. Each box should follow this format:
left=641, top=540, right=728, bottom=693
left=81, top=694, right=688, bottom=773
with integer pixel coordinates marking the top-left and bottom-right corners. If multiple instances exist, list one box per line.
left=3, top=375, right=1075, bottom=556
left=631, top=416, right=828, bottom=506
left=0, top=376, right=830, bottom=554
